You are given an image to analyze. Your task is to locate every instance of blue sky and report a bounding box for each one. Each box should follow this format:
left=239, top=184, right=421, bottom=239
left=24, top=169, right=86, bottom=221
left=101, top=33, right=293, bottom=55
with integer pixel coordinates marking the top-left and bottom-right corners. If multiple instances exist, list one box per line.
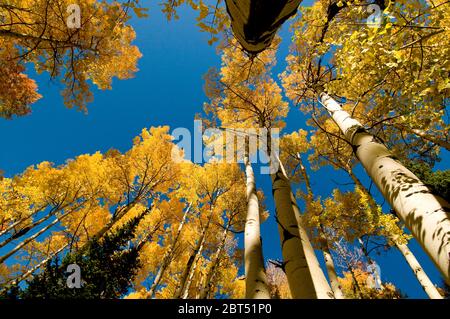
left=0, top=1, right=448, bottom=298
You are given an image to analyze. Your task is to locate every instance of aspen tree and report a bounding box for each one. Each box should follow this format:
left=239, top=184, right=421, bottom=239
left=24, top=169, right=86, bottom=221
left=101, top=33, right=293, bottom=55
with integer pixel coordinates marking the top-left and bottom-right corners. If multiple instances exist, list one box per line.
left=393, top=239, right=443, bottom=299
left=198, top=223, right=231, bottom=299
left=147, top=203, right=192, bottom=298
left=281, top=131, right=342, bottom=298
left=203, top=38, right=332, bottom=298
left=243, top=139, right=271, bottom=299
left=319, top=92, right=450, bottom=283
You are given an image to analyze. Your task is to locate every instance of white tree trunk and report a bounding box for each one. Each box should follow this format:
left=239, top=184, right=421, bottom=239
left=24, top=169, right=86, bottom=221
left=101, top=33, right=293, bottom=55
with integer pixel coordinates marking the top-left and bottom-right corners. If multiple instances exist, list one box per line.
left=174, top=209, right=213, bottom=298
left=181, top=237, right=205, bottom=299
left=394, top=240, right=443, bottom=299
left=0, top=243, right=69, bottom=294
left=199, top=224, right=230, bottom=299
left=319, top=92, right=450, bottom=284
left=244, top=156, right=271, bottom=299
left=297, top=154, right=338, bottom=299
left=0, top=208, right=76, bottom=264
left=271, top=156, right=333, bottom=298
left=148, top=203, right=191, bottom=298
left=323, top=246, right=345, bottom=299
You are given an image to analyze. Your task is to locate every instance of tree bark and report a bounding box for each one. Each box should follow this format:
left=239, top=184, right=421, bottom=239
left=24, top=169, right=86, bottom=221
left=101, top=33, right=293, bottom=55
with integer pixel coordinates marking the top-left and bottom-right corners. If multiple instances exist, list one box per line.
left=199, top=223, right=231, bottom=299
left=224, top=0, right=303, bottom=54
left=352, top=174, right=441, bottom=298
left=181, top=236, right=205, bottom=299
left=243, top=153, right=271, bottom=299
left=173, top=207, right=214, bottom=298
left=0, top=208, right=76, bottom=264
left=323, top=244, right=345, bottom=299
left=148, top=203, right=192, bottom=298
left=393, top=239, right=443, bottom=299
left=297, top=153, right=313, bottom=196
left=0, top=203, right=73, bottom=250
left=319, top=92, right=450, bottom=284
left=271, top=155, right=333, bottom=298
left=297, top=153, right=336, bottom=299
left=0, top=243, right=69, bottom=294
left=0, top=203, right=61, bottom=239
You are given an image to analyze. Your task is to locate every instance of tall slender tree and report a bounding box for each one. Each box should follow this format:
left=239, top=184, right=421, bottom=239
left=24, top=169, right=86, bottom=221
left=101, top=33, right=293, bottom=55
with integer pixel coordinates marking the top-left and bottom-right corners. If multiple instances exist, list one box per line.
left=243, top=138, right=271, bottom=298
left=318, top=92, right=450, bottom=284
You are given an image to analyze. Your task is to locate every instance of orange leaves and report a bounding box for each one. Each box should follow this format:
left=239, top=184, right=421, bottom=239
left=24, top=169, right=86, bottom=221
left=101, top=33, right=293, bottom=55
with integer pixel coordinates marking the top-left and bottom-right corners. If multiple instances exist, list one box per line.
left=127, top=126, right=181, bottom=195
left=0, top=39, right=41, bottom=118
left=62, top=205, right=112, bottom=246
left=338, top=268, right=402, bottom=299
left=0, top=0, right=143, bottom=116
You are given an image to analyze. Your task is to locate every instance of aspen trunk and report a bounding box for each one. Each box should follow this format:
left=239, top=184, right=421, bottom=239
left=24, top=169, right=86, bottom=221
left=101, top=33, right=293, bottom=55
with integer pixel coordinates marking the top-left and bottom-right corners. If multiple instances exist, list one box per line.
left=0, top=208, right=76, bottom=264
left=271, top=155, right=333, bottom=298
left=319, top=92, right=450, bottom=284
left=297, top=153, right=313, bottom=196
left=394, top=239, right=443, bottom=299
left=296, top=221, right=334, bottom=299
left=174, top=234, right=205, bottom=298
left=181, top=237, right=205, bottom=299
left=244, top=153, right=271, bottom=299
left=0, top=211, right=60, bottom=250
left=174, top=208, right=213, bottom=298
left=148, top=203, right=191, bottom=298
left=0, top=203, right=60, bottom=239
left=0, top=199, right=138, bottom=263
left=0, top=198, right=87, bottom=253
left=296, top=153, right=336, bottom=299
left=0, top=243, right=69, bottom=294
left=353, top=174, right=441, bottom=298
left=199, top=223, right=230, bottom=299
left=323, top=244, right=345, bottom=299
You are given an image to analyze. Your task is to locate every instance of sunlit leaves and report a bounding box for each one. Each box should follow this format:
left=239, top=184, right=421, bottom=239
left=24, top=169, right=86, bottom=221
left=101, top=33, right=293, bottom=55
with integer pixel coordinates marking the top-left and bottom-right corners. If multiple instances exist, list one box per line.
left=0, top=0, right=144, bottom=117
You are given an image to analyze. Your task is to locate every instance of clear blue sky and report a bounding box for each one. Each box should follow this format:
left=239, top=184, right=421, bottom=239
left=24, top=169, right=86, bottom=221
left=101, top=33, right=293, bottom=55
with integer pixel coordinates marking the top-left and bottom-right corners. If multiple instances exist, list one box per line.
left=0, top=1, right=448, bottom=298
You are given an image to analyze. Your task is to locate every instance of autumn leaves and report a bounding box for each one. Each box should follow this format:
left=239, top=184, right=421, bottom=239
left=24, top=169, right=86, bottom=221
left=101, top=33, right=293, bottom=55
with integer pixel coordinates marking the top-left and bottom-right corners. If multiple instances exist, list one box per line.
left=1, top=0, right=450, bottom=299
left=0, top=0, right=144, bottom=117
left=0, top=127, right=249, bottom=298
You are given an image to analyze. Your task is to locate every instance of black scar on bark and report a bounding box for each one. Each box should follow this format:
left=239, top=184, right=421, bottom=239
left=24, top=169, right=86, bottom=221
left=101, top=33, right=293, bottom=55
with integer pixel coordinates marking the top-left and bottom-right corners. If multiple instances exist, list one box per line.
left=281, top=227, right=300, bottom=250
left=352, top=144, right=360, bottom=153
left=11, top=226, right=31, bottom=239
left=405, top=189, right=432, bottom=198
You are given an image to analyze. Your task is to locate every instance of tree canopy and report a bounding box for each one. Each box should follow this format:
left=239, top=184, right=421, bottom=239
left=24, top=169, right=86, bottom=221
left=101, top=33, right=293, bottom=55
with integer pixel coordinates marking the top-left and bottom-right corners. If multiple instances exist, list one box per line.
left=0, top=0, right=449, bottom=300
